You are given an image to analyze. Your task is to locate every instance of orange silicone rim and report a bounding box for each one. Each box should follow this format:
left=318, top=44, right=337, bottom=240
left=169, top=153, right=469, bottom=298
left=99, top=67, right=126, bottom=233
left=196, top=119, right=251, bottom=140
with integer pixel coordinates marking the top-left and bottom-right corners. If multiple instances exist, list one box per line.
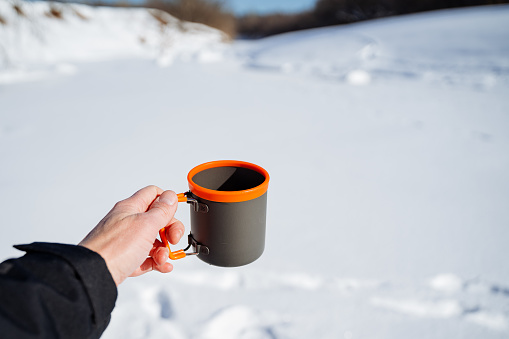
left=187, top=160, right=269, bottom=203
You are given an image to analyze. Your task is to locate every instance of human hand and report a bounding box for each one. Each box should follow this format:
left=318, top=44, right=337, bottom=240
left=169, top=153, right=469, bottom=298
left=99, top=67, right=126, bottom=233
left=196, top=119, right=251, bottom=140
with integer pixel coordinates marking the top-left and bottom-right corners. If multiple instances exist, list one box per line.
left=79, top=186, right=185, bottom=286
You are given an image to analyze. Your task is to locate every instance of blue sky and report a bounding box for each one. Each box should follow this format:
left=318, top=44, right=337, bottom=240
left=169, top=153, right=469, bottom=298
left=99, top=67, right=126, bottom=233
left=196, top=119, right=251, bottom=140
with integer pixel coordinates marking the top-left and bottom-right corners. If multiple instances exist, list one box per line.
left=226, top=0, right=316, bottom=15
left=83, top=0, right=317, bottom=15
left=82, top=0, right=316, bottom=14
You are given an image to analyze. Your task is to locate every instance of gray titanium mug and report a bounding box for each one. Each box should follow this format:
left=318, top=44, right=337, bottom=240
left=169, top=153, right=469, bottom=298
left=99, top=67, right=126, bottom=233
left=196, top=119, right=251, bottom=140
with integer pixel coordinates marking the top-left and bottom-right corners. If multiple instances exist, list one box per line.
left=159, top=160, right=270, bottom=267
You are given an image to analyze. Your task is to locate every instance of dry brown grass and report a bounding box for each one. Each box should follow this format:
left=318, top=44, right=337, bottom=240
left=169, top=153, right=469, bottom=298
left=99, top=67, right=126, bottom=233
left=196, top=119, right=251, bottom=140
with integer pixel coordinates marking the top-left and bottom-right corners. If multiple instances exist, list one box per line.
left=145, top=0, right=236, bottom=39
left=72, top=8, right=88, bottom=21
left=150, top=9, right=170, bottom=25
left=46, top=5, right=64, bottom=19
left=13, top=3, right=25, bottom=17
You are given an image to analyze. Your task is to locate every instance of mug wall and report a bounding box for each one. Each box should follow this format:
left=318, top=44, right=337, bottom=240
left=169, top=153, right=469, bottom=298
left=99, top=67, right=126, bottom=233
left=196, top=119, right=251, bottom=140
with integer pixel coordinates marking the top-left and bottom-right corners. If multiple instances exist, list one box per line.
left=189, top=192, right=267, bottom=267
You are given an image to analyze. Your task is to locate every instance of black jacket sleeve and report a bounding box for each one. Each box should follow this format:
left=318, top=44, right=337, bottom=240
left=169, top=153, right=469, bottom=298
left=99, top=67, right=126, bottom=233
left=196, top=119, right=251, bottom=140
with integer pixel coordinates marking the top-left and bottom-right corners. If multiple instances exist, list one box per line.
left=0, top=242, right=117, bottom=339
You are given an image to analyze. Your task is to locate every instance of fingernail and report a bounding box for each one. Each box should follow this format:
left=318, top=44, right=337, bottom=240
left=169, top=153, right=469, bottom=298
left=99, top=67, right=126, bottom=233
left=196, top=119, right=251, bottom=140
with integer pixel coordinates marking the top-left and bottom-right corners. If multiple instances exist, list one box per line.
left=159, top=192, right=177, bottom=206
left=162, top=247, right=169, bottom=261
left=171, top=229, right=184, bottom=241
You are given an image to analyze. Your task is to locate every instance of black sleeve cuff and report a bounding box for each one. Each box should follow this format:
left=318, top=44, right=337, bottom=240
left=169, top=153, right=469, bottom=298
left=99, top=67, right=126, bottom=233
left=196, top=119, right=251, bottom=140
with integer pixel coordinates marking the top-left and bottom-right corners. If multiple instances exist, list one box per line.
left=14, top=242, right=117, bottom=326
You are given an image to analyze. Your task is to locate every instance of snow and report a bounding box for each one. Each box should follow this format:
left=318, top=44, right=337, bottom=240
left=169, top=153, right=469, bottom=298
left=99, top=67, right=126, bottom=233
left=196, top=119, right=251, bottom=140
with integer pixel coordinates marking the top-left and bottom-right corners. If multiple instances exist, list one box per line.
left=371, top=297, right=464, bottom=318
left=1, top=1, right=509, bottom=338
left=0, top=0, right=227, bottom=80
left=429, top=273, right=463, bottom=293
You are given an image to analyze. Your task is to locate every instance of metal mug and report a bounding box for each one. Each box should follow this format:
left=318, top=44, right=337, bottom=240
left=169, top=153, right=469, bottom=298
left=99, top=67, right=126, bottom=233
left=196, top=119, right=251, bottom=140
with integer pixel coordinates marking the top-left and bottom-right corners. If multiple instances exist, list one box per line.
left=159, top=160, right=270, bottom=267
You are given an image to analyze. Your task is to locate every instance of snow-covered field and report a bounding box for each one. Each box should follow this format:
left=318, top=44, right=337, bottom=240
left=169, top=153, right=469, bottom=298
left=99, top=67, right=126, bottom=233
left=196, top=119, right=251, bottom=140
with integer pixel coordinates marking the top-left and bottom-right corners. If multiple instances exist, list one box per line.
left=1, top=1, right=509, bottom=338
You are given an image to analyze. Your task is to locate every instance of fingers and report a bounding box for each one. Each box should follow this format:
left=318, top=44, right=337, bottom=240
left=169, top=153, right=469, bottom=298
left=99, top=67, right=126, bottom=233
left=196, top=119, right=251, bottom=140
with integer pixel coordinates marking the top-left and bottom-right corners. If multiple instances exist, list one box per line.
left=143, top=190, right=179, bottom=230
left=150, top=243, right=170, bottom=266
left=119, top=185, right=164, bottom=213
left=130, top=241, right=173, bottom=278
left=149, top=239, right=165, bottom=257
left=165, top=218, right=185, bottom=245
left=130, top=258, right=174, bottom=277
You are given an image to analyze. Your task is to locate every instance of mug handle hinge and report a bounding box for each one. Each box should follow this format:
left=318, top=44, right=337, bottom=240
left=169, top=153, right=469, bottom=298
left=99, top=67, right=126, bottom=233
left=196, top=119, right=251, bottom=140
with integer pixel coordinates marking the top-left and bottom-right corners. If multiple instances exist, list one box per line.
left=182, top=233, right=209, bottom=256
left=184, top=192, right=209, bottom=213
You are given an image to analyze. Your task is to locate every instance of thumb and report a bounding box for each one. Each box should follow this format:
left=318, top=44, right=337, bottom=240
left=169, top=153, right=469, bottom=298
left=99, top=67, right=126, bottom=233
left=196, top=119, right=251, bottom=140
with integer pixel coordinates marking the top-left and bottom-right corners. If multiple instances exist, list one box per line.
left=143, top=190, right=178, bottom=230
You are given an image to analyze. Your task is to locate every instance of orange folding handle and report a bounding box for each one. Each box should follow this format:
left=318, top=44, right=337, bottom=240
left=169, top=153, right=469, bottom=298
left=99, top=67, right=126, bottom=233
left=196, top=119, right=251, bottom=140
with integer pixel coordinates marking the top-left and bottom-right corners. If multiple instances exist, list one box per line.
left=159, top=193, right=188, bottom=260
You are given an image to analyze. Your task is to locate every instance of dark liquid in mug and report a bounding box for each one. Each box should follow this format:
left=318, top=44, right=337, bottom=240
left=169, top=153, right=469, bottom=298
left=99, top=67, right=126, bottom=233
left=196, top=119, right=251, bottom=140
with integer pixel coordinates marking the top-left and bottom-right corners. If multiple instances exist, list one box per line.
left=192, top=166, right=265, bottom=192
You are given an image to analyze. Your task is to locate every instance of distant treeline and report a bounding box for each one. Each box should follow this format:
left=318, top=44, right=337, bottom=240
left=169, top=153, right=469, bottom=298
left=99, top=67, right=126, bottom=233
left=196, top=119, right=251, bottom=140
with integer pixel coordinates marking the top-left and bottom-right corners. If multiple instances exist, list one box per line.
left=237, top=0, right=509, bottom=38
left=83, top=0, right=509, bottom=39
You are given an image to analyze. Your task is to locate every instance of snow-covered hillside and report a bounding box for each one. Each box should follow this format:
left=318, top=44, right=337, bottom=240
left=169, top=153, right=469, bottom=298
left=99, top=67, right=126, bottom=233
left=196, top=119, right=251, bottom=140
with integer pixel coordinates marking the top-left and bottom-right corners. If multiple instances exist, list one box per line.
left=237, top=5, right=509, bottom=89
left=1, top=2, right=508, bottom=338
left=0, top=0, right=226, bottom=81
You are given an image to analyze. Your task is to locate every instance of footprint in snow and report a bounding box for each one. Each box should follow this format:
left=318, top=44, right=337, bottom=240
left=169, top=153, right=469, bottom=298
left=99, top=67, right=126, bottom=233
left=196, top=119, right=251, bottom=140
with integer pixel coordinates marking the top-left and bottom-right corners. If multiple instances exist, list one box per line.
left=157, top=290, right=174, bottom=320
left=490, top=284, right=509, bottom=297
